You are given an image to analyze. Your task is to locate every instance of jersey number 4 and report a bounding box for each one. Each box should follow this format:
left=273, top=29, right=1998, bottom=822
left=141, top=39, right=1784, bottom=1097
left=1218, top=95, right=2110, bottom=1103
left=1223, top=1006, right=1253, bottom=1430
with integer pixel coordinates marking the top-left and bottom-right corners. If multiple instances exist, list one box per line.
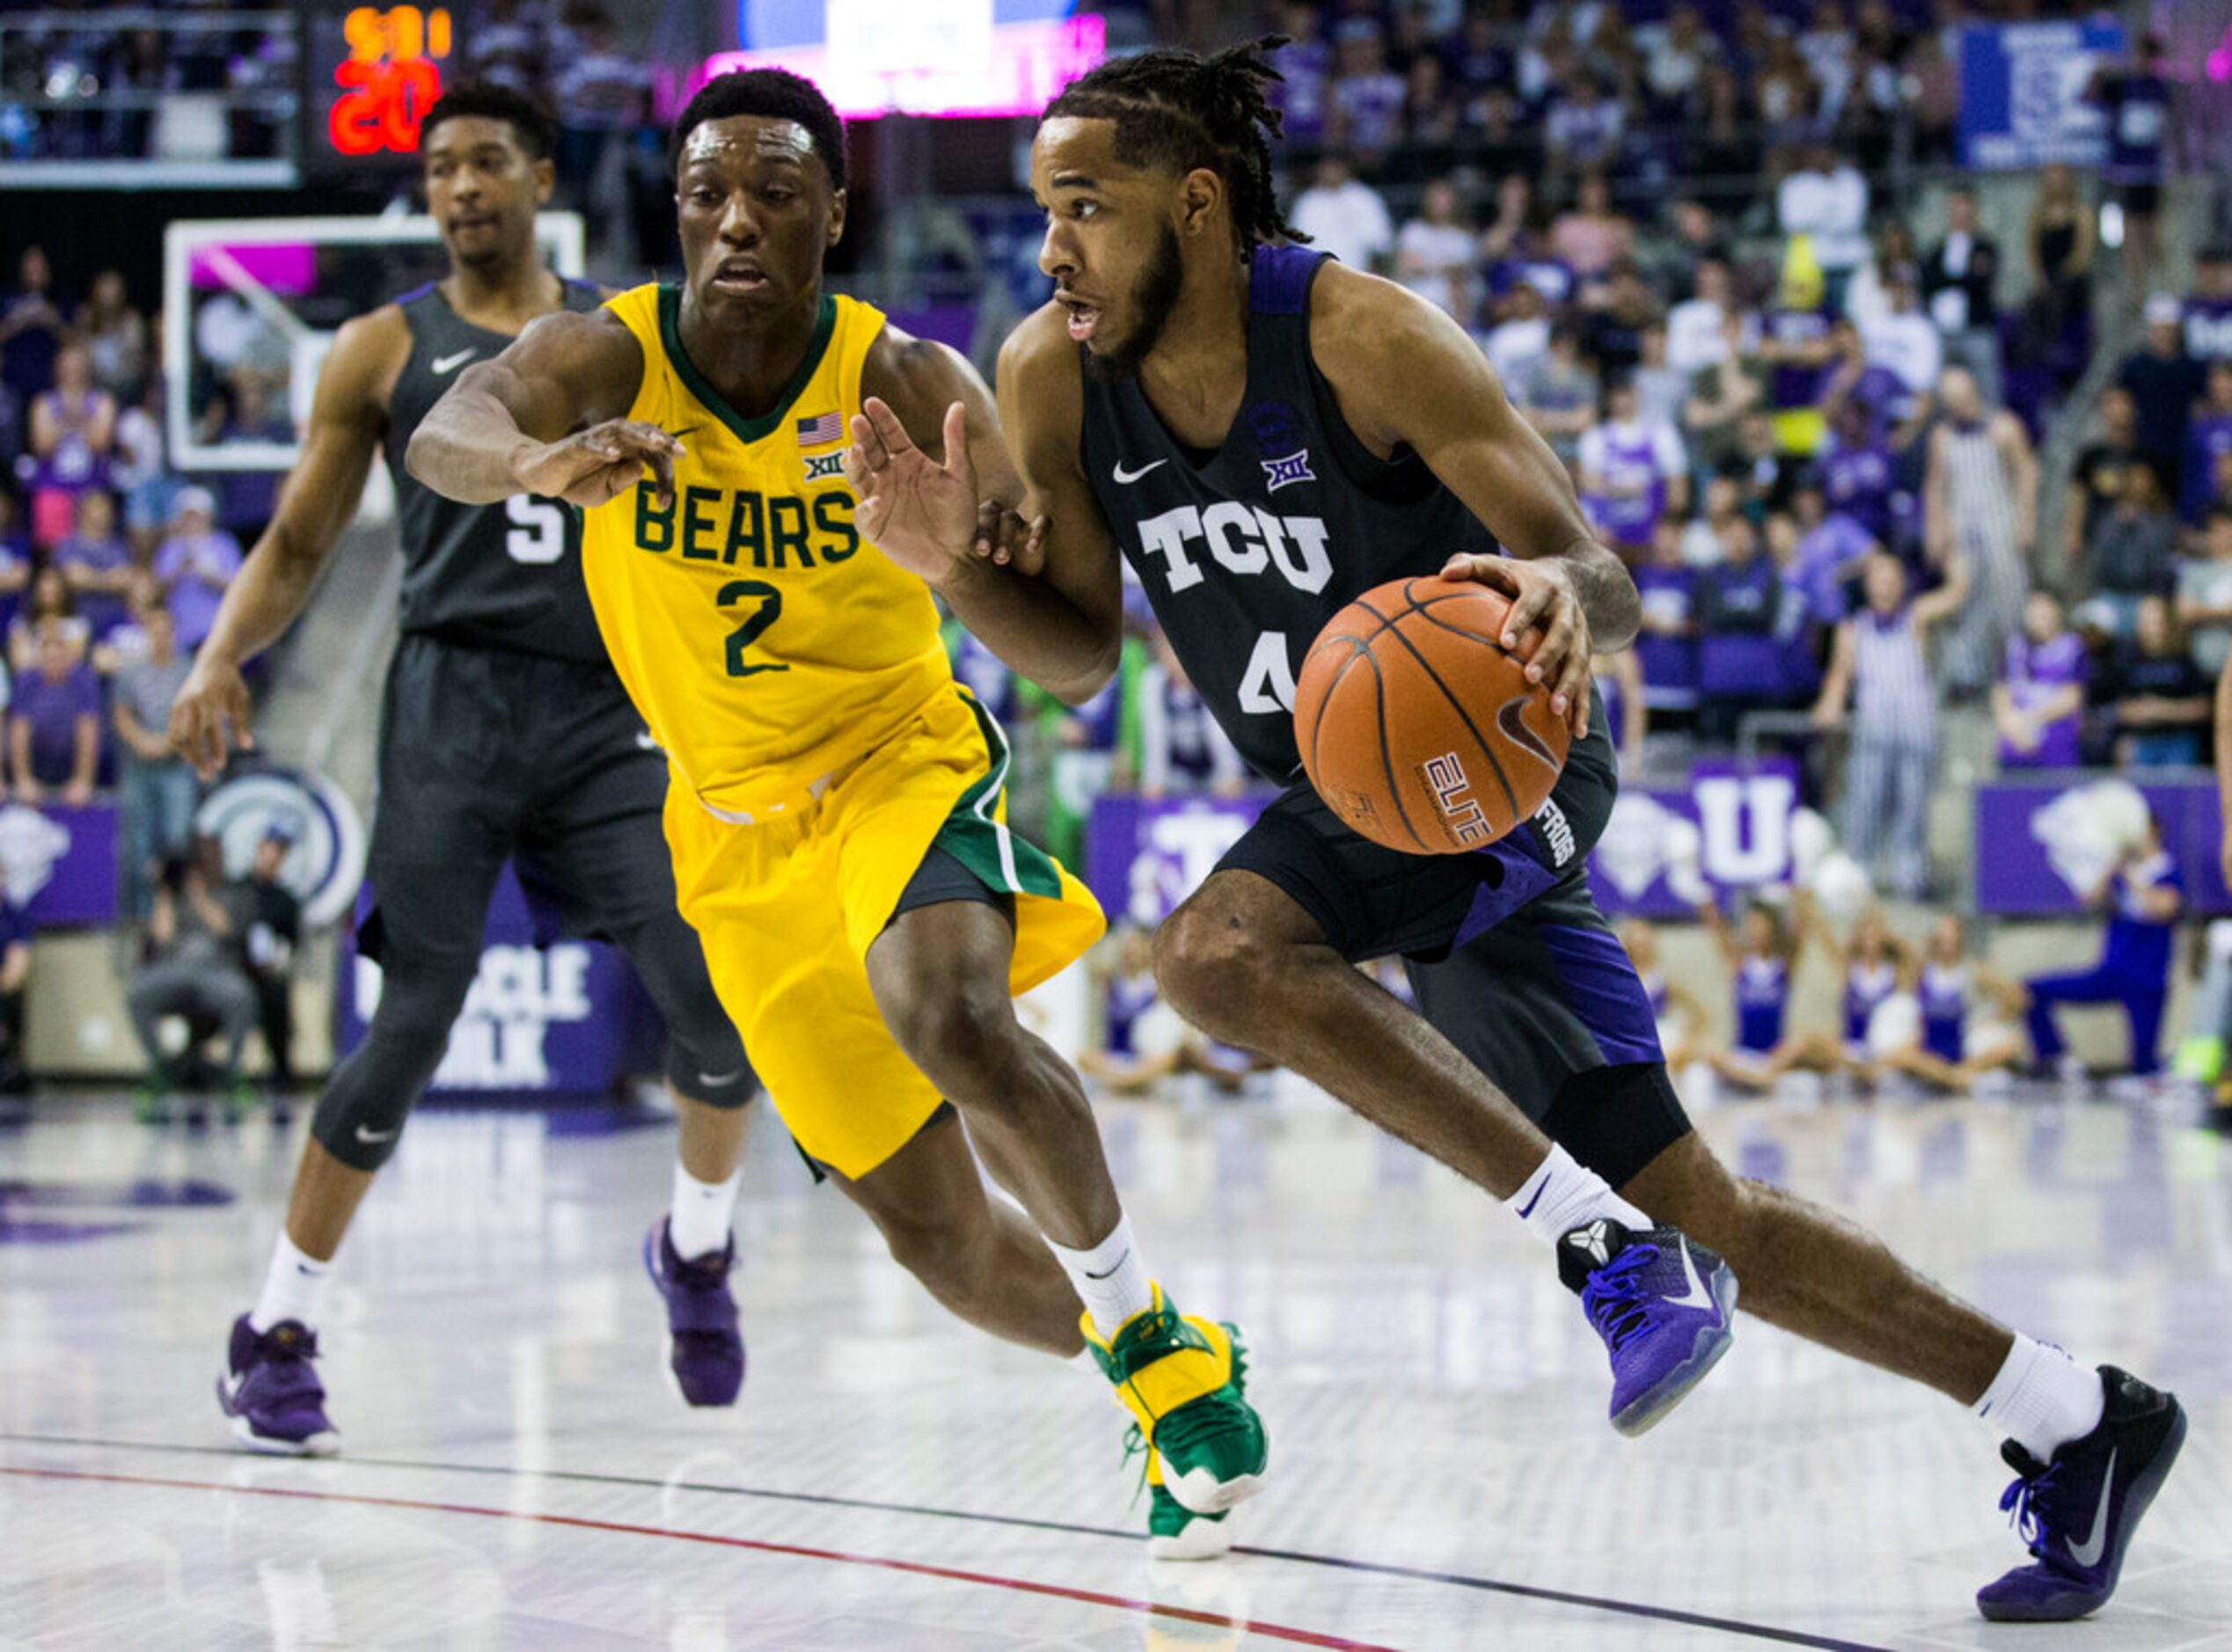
left=1239, top=631, right=1297, bottom=714
left=719, top=580, right=789, bottom=678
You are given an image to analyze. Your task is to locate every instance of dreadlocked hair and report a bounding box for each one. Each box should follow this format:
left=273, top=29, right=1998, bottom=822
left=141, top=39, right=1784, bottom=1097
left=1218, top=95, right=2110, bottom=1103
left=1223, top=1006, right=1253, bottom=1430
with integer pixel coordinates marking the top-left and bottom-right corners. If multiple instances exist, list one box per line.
left=1043, top=35, right=1305, bottom=254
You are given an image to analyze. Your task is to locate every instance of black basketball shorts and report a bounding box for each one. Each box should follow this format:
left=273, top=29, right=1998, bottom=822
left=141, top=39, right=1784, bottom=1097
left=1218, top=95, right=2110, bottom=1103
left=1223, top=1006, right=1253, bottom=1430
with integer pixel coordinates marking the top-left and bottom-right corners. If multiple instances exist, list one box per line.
left=1215, top=729, right=1692, bottom=1189
left=362, top=634, right=684, bottom=965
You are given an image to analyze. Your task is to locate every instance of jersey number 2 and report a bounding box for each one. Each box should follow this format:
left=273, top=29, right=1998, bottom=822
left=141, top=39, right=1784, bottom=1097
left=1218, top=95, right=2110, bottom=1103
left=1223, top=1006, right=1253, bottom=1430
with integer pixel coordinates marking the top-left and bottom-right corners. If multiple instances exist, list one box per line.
left=719, top=581, right=789, bottom=678
left=504, top=495, right=566, bottom=565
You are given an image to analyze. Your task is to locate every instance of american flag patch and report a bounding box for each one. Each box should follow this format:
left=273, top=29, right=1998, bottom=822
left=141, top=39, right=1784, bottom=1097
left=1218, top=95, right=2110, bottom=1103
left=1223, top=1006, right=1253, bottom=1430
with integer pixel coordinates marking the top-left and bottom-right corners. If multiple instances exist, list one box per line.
left=795, top=411, right=845, bottom=447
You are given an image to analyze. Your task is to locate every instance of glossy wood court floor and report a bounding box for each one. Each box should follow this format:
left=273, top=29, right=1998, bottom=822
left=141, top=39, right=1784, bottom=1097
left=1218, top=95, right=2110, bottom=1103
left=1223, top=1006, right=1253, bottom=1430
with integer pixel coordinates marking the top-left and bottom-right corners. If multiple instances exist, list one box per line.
left=3, top=1081, right=2228, bottom=1649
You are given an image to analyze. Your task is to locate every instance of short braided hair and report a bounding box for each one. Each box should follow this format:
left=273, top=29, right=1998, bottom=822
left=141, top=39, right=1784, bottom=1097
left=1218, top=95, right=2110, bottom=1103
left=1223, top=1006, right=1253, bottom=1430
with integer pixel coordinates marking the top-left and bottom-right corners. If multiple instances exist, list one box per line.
left=1043, top=35, right=1304, bottom=253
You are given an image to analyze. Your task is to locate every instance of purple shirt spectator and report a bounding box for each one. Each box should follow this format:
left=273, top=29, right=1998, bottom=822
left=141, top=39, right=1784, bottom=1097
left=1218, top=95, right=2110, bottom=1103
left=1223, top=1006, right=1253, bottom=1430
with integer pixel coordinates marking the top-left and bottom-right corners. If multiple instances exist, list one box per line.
left=2186, top=294, right=2232, bottom=362
left=1634, top=558, right=1698, bottom=708
left=2183, top=407, right=2232, bottom=523
left=154, top=527, right=244, bottom=650
left=1546, top=88, right=1624, bottom=171
left=52, top=528, right=131, bottom=637
left=1697, top=548, right=1780, bottom=635
left=1790, top=512, right=1876, bottom=622
left=1998, top=632, right=2088, bottom=768
left=1334, top=71, right=1407, bottom=155
left=1269, top=35, right=1332, bottom=143
left=1833, top=362, right=1908, bottom=441
left=13, top=658, right=100, bottom=785
left=1767, top=306, right=1833, bottom=411
left=1822, top=436, right=1898, bottom=544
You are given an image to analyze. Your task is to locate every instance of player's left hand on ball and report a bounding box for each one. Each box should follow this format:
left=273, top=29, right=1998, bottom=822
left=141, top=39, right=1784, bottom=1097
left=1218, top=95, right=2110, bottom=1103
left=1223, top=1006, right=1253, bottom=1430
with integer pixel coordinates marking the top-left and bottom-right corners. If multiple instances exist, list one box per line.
left=1440, top=552, right=1592, bottom=739
left=974, top=499, right=1048, bottom=575
left=845, top=398, right=981, bottom=587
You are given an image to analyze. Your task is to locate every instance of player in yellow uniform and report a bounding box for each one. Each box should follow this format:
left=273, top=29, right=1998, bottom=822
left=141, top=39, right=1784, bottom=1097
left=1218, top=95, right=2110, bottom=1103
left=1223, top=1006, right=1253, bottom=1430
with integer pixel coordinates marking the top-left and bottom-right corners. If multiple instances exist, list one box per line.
left=405, top=69, right=1265, bottom=1554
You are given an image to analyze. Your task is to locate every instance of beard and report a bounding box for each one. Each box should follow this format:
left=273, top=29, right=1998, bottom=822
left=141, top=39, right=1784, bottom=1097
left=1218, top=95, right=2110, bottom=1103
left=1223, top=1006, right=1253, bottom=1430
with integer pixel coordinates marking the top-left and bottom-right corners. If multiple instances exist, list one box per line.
left=1083, top=223, right=1184, bottom=382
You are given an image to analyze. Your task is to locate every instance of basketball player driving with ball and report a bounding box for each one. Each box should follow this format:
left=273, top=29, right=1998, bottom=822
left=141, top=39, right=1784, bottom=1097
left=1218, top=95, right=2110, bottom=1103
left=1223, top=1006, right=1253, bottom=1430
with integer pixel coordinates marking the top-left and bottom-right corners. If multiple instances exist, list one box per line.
left=849, top=37, right=2183, bottom=1621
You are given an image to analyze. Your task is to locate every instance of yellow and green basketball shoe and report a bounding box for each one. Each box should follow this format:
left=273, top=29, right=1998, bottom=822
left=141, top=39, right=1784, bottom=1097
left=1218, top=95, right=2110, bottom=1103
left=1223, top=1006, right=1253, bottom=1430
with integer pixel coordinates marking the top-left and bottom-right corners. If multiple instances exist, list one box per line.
left=1086, top=1285, right=1268, bottom=1524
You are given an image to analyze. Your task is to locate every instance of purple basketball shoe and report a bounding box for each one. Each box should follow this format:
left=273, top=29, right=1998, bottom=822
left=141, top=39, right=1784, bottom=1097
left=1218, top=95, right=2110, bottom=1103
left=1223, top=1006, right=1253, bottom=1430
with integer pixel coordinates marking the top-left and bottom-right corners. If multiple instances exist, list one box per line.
left=1977, top=1366, right=2185, bottom=1622
left=1558, top=1217, right=1738, bottom=1437
left=642, top=1218, right=745, bottom=1407
left=216, top=1315, right=339, bottom=1456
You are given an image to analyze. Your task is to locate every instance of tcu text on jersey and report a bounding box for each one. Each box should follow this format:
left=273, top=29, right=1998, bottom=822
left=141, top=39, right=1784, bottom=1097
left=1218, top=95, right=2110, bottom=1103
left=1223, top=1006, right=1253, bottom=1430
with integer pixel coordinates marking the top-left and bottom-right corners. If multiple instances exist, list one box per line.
left=1133, top=502, right=1334, bottom=596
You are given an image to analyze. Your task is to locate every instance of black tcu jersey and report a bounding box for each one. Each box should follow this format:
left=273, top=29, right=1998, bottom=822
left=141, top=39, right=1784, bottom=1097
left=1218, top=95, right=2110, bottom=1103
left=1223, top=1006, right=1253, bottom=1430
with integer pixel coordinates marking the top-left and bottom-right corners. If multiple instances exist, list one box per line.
left=1080, top=243, right=1500, bottom=783
left=382, top=278, right=609, bottom=661
left=1083, top=247, right=1684, bottom=1180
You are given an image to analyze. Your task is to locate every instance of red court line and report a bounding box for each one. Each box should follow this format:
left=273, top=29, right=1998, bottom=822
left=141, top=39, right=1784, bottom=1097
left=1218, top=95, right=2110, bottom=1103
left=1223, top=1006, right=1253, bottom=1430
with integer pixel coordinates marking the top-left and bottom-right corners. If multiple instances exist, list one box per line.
left=1, top=1465, right=1404, bottom=1651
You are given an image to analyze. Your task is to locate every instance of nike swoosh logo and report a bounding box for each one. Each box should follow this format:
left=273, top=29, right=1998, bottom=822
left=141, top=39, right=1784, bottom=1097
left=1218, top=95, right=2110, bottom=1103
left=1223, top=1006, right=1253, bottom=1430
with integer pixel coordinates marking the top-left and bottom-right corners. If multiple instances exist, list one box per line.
left=1112, top=459, right=1167, bottom=484
left=1662, top=1238, right=1714, bottom=1312
left=2067, top=1449, right=2117, bottom=1568
left=1516, top=1180, right=1548, bottom=1220
left=354, top=1124, right=398, bottom=1144
left=430, top=348, right=479, bottom=376
left=1082, top=1248, right=1131, bottom=1282
left=1496, top=695, right=1559, bottom=771
left=697, top=1068, right=744, bottom=1088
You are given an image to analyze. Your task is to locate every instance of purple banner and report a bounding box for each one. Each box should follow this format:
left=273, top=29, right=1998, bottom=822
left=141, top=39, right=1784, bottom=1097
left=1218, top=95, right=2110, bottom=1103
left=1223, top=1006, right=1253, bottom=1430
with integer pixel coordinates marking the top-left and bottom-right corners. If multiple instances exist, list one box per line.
left=1086, top=793, right=1270, bottom=928
left=1974, top=778, right=2230, bottom=916
left=334, top=864, right=658, bottom=1098
left=1591, top=757, right=1803, bottom=917
left=0, top=801, right=117, bottom=927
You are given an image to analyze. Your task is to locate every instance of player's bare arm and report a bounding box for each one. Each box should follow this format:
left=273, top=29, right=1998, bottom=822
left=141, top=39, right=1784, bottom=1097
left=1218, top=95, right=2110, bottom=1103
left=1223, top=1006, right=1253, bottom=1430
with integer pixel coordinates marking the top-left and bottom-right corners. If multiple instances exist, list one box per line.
left=406, top=307, right=657, bottom=508
left=1308, top=263, right=1637, bottom=737
left=169, top=305, right=410, bottom=779
left=845, top=305, right=1124, bottom=704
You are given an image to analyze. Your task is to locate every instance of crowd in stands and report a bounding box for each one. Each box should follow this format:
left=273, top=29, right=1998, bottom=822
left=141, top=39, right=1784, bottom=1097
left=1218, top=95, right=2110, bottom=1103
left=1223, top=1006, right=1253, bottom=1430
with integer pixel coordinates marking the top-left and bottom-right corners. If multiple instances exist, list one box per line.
left=1189, top=3, right=2197, bottom=907
left=0, top=245, right=233, bottom=918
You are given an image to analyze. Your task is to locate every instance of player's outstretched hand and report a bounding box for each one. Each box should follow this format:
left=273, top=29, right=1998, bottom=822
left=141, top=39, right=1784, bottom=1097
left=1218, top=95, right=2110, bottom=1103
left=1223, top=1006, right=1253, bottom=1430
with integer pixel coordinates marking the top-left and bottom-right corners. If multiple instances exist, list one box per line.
left=169, top=654, right=255, bottom=782
left=512, top=420, right=681, bottom=510
left=1439, top=552, right=1593, bottom=740
left=845, top=398, right=983, bottom=586
left=975, top=497, right=1049, bottom=577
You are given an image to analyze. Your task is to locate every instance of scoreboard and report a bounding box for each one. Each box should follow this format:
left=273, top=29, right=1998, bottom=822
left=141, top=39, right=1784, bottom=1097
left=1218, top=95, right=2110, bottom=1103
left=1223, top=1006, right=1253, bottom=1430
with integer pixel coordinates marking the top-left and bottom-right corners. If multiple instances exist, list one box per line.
left=297, top=2, right=459, bottom=172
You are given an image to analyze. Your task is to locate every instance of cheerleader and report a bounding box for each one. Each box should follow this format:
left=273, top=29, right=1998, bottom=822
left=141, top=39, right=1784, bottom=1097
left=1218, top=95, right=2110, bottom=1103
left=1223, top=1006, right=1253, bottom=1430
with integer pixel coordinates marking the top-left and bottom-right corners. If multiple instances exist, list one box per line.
left=1876, top=915, right=2029, bottom=1093
left=1620, top=917, right=1708, bottom=1069
left=1696, top=897, right=1832, bottom=1092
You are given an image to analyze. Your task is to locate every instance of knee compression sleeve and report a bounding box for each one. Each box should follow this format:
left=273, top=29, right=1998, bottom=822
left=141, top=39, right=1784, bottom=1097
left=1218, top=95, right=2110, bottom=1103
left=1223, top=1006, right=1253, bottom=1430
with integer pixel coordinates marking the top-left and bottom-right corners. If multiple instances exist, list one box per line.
left=310, top=950, right=480, bottom=1171
left=611, top=910, right=757, bottom=1108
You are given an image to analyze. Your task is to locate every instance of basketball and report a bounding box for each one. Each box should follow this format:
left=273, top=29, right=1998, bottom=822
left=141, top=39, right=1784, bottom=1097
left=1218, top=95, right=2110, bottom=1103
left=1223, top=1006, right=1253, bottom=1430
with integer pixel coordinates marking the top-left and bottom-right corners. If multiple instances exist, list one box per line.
left=1293, top=576, right=1570, bottom=855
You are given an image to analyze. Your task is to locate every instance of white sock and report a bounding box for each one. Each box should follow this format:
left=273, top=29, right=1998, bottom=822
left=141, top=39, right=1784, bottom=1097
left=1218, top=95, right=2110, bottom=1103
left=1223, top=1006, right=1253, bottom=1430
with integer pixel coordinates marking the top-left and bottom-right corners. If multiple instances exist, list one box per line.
left=1976, top=1334, right=2105, bottom=1461
left=1505, top=1144, right=1652, bottom=1248
left=1047, top=1212, right=1156, bottom=1341
left=250, top=1232, right=333, bottom=1334
left=668, top=1162, right=742, bottom=1261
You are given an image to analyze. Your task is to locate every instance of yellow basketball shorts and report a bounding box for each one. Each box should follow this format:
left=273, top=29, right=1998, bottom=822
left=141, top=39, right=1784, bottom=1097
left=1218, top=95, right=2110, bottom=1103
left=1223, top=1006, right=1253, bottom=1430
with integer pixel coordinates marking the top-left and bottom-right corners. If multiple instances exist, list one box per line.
left=662, top=684, right=1104, bottom=1180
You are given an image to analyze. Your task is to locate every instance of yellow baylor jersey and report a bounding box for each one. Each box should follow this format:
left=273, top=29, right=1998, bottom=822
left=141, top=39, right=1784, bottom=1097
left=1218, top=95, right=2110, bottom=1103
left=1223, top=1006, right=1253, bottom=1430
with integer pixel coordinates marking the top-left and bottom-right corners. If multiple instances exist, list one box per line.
left=582, top=283, right=951, bottom=816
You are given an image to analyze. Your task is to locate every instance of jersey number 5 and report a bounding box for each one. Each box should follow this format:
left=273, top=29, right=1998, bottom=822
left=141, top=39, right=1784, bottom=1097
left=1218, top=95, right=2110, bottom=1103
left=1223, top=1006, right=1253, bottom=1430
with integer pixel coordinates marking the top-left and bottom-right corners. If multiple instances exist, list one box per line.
left=718, top=580, right=789, bottom=678
left=504, top=495, right=567, bottom=565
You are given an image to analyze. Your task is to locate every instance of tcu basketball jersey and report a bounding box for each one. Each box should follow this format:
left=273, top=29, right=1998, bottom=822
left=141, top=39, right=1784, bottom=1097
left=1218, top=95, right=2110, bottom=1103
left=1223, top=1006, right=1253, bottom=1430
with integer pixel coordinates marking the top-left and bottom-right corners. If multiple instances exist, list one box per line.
left=1080, top=245, right=1499, bottom=782
left=580, top=284, right=952, bottom=814
left=383, top=278, right=610, bottom=661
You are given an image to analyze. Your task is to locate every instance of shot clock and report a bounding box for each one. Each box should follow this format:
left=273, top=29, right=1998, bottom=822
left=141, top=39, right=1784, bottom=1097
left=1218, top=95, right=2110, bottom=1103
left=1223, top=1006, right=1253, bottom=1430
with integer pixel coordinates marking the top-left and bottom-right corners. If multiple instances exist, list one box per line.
left=298, top=2, right=460, bottom=172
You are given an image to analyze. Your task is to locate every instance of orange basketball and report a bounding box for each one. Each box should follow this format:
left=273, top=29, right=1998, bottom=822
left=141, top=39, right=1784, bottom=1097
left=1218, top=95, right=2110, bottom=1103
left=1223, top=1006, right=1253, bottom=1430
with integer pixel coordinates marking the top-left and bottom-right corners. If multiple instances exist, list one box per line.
left=1293, top=576, right=1571, bottom=855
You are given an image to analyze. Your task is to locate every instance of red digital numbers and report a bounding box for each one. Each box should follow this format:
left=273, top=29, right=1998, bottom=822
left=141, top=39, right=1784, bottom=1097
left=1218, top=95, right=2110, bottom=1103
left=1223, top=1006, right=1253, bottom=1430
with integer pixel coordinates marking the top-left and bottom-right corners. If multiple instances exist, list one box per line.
left=327, top=6, right=453, bottom=157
